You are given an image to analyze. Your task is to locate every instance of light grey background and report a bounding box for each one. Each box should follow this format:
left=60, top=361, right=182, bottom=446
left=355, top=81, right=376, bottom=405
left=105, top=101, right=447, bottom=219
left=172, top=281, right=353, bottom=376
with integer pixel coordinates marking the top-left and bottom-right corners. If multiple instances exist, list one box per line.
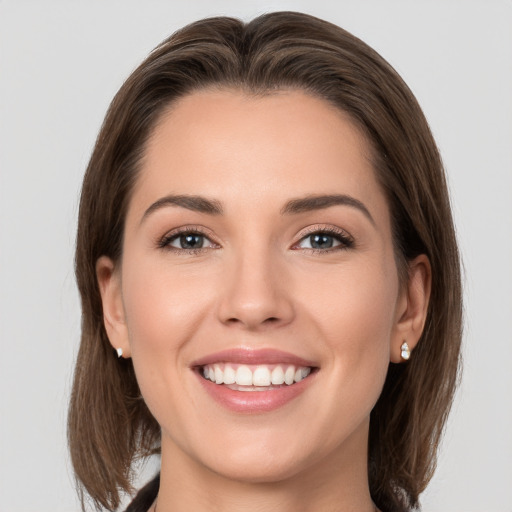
left=1, top=1, right=511, bottom=511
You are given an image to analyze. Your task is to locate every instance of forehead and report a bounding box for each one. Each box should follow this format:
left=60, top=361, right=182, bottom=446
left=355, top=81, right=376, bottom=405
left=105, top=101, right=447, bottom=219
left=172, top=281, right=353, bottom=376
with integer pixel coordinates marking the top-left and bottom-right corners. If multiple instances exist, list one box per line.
left=129, top=88, right=387, bottom=221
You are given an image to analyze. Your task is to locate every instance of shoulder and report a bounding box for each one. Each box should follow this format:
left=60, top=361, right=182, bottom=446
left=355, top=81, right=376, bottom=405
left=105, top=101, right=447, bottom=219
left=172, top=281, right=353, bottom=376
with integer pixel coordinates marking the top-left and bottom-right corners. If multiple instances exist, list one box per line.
left=124, top=473, right=160, bottom=512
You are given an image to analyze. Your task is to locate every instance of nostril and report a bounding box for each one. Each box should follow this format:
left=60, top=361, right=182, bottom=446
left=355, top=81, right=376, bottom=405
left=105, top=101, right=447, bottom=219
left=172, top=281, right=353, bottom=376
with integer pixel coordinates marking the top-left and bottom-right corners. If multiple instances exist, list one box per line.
left=225, top=316, right=279, bottom=325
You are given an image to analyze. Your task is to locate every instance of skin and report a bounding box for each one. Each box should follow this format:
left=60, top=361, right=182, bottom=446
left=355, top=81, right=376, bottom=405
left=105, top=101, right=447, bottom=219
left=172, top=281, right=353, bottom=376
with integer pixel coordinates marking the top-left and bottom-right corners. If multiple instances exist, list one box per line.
left=97, top=90, right=431, bottom=512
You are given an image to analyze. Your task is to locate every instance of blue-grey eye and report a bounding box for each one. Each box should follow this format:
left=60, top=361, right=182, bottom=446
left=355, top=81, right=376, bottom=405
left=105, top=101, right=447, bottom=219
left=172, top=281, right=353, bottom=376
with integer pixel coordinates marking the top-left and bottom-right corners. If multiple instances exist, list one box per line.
left=298, top=232, right=344, bottom=250
left=169, top=233, right=209, bottom=249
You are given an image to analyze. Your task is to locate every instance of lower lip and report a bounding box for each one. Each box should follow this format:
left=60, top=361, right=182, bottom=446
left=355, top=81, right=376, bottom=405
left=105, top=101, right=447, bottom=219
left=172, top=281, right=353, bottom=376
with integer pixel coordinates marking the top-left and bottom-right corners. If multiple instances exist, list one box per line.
left=195, top=371, right=316, bottom=413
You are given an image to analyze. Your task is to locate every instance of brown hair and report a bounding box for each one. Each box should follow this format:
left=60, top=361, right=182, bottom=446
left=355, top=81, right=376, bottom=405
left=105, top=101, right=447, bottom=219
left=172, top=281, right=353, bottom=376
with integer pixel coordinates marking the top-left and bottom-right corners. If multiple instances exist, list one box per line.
left=69, top=11, right=462, bottom=512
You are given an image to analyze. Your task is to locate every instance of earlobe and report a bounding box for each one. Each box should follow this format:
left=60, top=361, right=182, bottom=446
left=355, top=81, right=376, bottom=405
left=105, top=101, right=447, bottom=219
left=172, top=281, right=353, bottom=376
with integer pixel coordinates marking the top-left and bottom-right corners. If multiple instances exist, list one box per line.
left=391, top=254, right=431, bottom=363
left=96, top=256, right=131, bottom=358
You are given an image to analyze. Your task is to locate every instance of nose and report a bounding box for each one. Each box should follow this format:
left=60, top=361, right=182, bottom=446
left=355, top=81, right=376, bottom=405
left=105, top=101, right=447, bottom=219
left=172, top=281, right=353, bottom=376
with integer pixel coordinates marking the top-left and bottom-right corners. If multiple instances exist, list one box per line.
left=216, top=248, right=295, bottom=331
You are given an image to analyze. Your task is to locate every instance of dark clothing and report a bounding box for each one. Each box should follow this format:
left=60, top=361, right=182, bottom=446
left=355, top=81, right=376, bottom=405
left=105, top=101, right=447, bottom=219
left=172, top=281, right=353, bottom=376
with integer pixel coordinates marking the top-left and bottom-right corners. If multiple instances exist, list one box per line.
left=124, top=474, right=160, bottom=512
left=124, top=472, right=397, bottom=512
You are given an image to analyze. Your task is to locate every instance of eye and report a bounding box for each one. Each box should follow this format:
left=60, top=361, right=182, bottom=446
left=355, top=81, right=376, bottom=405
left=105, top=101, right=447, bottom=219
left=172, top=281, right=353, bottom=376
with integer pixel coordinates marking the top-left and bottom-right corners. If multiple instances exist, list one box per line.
left=295, top=229, right=354, bottom=251
left=159, top=229, right=217, bottom=251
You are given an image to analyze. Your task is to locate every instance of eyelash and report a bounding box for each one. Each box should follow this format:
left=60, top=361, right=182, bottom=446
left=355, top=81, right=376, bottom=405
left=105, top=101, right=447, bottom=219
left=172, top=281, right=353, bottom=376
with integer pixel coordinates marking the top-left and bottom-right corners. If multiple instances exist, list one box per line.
left=157, top=225, right=354, bottom=254
left=292, top=226, right=355, bottom=254
left=158, top=226, right=218, bottom=255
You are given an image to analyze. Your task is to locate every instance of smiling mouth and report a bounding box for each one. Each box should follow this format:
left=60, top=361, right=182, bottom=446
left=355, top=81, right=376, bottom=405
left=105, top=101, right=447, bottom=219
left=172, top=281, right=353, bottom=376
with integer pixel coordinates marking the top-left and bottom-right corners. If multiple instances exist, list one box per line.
left=199, top=363, right=314, bottom=391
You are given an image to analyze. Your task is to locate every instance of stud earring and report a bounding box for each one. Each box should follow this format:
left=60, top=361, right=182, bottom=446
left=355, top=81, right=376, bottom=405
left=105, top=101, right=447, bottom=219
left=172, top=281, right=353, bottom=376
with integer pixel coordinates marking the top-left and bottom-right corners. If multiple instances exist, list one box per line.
left=116, top=347, right=123, bottom=358
left=400, top=342, right=410, bottom=361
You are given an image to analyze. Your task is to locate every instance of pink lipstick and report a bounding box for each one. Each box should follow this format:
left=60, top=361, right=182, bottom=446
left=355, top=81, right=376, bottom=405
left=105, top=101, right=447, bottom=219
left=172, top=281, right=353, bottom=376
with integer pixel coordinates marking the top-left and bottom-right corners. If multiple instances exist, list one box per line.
left=191, top=348, right=318, bottom=413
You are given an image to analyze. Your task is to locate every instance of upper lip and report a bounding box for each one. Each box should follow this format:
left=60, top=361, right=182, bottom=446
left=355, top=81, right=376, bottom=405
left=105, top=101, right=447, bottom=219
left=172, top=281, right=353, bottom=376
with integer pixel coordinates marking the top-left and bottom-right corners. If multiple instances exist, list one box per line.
left=191, top=348, right=318, bottom=368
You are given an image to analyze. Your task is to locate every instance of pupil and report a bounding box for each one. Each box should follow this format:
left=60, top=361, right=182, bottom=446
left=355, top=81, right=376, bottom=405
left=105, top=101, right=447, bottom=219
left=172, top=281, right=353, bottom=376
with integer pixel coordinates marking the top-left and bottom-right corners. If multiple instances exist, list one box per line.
left=180, top=234, right=203, bottom=249
left=311, top=234, right=333, bottom=249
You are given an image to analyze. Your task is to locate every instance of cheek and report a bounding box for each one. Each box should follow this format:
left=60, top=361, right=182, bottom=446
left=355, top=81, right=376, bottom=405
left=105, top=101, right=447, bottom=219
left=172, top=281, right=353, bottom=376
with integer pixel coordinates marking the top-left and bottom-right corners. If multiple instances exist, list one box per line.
left=122, top=258, right=215, bottom=351
left=302, top=258, right=397, bottom=345
left=300, top=259, right=398, bottom=397
left=119, top=263, right=215, bottom=438
left=119, top=258, right=217, bottom=402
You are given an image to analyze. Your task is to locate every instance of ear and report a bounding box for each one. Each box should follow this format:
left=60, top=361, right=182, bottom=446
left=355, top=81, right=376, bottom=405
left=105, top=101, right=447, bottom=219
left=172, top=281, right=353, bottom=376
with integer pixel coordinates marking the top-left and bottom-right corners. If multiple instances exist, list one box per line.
left=390, top=254, right=431, bottom=363
left=96, top=256, right=131, bottom=358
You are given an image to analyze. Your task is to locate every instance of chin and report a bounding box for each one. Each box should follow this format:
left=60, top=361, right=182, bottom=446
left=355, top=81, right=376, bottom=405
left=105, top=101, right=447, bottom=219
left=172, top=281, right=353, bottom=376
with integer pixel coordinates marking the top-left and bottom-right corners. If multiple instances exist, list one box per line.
left=184, top=425, right=330, bottom=485
left=204, top=450, right=311, bottom=484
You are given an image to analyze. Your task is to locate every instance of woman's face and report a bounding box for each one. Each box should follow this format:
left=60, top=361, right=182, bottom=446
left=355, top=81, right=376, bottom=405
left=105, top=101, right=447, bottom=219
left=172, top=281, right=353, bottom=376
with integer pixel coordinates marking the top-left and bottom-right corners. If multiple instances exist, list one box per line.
left=99, top=89, right=418, bottom=483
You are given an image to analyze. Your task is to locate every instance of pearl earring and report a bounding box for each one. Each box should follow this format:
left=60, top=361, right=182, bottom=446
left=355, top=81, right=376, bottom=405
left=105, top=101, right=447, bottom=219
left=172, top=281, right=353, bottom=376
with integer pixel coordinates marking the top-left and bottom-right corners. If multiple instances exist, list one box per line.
left=116, top=347, right=123, bottom=358
left=400, top=342, right=410, bottom=361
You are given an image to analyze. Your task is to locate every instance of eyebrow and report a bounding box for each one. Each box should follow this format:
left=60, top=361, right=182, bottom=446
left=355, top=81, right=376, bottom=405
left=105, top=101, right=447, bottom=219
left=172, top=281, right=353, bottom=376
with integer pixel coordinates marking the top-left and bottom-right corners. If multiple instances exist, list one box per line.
left=141, top=194, right=223, bottom=223
left=281, top=194, right=375, bottom=225
left=141, top=193, right=374, bottom=225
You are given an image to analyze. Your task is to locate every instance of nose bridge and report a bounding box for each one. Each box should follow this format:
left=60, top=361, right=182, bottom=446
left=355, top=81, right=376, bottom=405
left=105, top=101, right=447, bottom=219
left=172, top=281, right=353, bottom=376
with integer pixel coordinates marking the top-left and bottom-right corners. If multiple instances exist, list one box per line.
left=217, top=240, right=294, bottom=329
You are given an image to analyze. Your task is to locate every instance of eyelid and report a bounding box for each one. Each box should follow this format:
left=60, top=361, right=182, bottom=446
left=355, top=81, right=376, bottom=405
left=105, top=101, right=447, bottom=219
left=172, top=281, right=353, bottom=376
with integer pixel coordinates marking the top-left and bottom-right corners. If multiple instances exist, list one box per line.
left=156, top=224, right=353, bottom=252
left=292, top=224, right=355, bottom=251
left=157, top=225, right=219, bottom=251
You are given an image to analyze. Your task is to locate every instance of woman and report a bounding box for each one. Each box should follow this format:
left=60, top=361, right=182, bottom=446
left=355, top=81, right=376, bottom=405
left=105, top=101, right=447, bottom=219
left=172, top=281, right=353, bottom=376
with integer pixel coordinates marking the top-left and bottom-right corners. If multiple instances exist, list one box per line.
left=68, top=11, right=462, bottom=512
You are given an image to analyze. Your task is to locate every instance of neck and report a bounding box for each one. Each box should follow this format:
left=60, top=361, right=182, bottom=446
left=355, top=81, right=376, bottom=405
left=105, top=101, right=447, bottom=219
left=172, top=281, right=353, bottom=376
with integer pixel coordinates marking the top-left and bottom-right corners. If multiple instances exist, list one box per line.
left=155, top=424, right=376, bottom=512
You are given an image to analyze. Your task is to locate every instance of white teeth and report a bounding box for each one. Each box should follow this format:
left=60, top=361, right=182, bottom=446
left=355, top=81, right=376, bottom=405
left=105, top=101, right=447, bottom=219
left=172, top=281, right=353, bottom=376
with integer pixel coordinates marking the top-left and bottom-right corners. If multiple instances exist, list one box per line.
left=202, top=363, right=312, bottom=387
left=284, top=366, right=295, bottom=385
left=252, top=366, right=271, bottom=386
left=295, top=367, right=311, bottom=382
left=223, top=365, right=236, bottom=385
left=235, top=365, right=253, bottom=386
left=271, top=366, right=285, bottom=385
left=214, top=364, right=223, bottom=384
